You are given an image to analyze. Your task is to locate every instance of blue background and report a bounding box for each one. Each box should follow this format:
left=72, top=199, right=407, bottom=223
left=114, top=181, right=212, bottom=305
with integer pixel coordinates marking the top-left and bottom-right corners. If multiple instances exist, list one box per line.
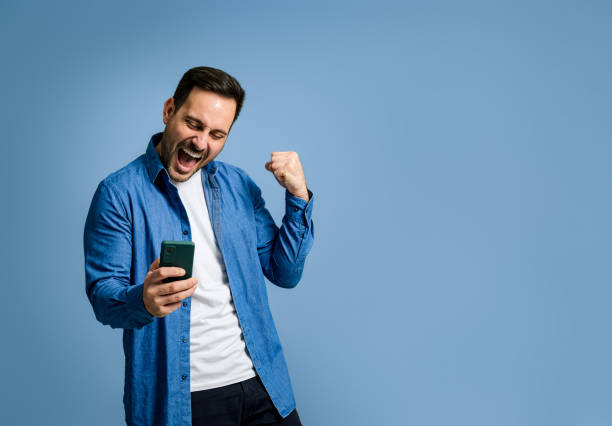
left=1, top=1, right=611, bottom=425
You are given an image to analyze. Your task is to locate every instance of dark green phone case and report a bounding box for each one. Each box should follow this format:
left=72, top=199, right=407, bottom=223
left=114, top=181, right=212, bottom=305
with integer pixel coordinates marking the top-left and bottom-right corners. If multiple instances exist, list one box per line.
left=160, top=240, right=195, bottom=283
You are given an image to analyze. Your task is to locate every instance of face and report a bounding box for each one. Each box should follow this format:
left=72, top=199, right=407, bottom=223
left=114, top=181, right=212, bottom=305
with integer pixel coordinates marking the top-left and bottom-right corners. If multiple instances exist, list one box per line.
left=156, top=87, right=237, bottom=182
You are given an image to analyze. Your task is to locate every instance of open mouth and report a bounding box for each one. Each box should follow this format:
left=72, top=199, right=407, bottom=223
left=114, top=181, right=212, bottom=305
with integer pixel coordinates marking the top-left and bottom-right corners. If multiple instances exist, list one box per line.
left=176, top=147, right=203, bottom=173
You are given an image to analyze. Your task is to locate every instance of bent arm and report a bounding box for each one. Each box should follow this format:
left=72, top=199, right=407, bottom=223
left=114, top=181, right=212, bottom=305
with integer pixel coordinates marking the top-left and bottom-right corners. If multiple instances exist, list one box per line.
left=83, top=181, right=154, bottom=329
left=252, top=180, right=315, bottom=288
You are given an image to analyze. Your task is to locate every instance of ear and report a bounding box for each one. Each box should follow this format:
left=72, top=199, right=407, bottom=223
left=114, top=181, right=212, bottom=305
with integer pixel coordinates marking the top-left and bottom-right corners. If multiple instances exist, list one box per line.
left=163, top=97, right=175, bottom=124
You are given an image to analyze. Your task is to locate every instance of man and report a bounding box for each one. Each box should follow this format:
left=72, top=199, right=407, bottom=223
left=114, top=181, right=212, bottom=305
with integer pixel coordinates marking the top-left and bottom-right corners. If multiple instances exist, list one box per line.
left=84, top=66, right=314, bottom=426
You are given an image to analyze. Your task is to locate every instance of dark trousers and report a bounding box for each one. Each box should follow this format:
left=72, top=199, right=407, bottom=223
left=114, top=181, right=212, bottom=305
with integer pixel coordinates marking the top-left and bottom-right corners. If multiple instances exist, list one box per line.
left=191, top=375, right=303, bottom=426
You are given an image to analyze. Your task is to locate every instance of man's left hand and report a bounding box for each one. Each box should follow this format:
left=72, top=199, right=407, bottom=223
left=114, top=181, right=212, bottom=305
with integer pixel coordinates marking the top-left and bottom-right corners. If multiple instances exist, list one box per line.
left=265, top=151, right=309, bottom=202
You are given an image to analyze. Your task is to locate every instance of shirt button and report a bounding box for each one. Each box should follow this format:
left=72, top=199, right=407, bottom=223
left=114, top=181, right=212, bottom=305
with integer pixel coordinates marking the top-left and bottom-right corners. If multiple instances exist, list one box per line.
left=294, top=207, right=299, bottom=212
left=183, top=230, right=188, bottom=235
left=182, top=337, right=187, bottom=343
left=182, top=301, right=188, bottom=307
left=181, top=375, right=187, bottom=381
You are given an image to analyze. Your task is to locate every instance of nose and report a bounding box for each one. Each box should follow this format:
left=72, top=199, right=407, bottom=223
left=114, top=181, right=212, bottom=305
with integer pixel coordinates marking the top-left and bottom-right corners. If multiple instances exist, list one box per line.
left=191, top=132, right=209, bottom=152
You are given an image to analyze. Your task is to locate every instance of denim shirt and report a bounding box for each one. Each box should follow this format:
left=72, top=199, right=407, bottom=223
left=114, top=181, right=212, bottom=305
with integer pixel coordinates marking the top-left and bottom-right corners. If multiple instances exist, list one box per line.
left=83, top=132, right=314, bottom=425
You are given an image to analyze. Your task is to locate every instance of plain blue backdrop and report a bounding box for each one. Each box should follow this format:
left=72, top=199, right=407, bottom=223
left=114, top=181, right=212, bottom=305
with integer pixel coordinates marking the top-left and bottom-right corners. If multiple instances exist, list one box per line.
left=1, top=1, right=611, bottom=425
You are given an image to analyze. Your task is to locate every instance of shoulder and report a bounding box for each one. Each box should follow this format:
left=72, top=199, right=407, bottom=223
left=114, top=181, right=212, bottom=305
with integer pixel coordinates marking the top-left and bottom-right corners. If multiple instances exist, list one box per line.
left=94, top=154, right=148, bottom=210
left=213, top=160, right=259, bottom=194
left=97, top=154, right=147, bottom=194
left=213, top=160, right=250, bottom=179
left=101, top=154, right=148, bottom=188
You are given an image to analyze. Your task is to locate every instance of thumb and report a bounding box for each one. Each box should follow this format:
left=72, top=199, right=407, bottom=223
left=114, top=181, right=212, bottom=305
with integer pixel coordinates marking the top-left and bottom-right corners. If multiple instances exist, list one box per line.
left=149, top=257, right=160, bottom=272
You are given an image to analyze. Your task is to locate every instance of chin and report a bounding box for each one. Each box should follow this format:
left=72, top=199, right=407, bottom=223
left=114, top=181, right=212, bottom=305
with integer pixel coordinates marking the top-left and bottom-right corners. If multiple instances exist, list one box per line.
left=170, top=171, right=191, bottom=183
left=170, top=166, right=201, bottom=183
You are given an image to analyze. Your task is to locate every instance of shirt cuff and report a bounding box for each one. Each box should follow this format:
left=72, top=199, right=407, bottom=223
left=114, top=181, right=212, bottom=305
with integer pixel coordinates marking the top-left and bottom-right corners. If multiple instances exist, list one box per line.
left=126, top=282, right=155, bottom=327
left=284, top=188, right=314, bottom=227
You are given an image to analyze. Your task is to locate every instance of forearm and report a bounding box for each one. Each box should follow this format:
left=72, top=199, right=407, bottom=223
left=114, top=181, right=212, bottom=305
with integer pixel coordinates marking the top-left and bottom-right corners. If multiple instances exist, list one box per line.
left=87, top=278, right=154, bottom=329
left=259, top=189, right=315, bottom=288
left=84, top=181, right=154, bottom=330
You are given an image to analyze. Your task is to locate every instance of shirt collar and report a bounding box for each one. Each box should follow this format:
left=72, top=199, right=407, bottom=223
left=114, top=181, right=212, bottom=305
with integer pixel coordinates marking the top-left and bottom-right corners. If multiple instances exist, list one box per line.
left=145, top=132, right=218, bottom=183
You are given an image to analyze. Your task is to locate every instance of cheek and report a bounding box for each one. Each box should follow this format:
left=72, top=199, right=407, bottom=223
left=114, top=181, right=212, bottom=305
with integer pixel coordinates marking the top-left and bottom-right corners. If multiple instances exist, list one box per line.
left=215, top=140, right=227, bottom=152
left=165, top=141, right=178, bottom=162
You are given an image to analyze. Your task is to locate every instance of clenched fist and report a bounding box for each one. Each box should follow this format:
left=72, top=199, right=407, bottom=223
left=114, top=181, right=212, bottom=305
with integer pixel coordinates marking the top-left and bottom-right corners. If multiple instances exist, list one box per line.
left=264, top=151, right=309, bottom=202
left=142, top=257, right=198, bottom=318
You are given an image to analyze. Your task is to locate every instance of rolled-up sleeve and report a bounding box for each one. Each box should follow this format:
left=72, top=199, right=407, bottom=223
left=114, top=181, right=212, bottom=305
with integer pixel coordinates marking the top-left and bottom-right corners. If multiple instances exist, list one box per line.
left=250, top=177, right=315, bottom=288
left=83, top=181, right=154, bottom=329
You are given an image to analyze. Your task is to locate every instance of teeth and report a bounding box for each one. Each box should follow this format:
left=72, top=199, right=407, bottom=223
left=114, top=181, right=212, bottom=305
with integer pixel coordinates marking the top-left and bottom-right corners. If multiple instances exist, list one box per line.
left=181, top=147, right=203, bottom=159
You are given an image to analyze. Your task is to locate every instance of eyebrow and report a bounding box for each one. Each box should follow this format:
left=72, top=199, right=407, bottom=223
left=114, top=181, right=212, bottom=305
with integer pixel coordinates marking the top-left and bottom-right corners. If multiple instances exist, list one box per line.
left=185, top=115, right=228, bottom=135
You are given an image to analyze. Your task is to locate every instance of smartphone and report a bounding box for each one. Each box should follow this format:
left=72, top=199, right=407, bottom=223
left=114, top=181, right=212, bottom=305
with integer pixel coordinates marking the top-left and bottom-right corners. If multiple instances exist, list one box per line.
left=160, top=240, right=195, bottom=283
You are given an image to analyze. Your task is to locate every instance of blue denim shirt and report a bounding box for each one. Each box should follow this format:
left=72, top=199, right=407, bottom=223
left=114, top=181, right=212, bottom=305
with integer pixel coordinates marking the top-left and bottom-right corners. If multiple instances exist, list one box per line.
left=83, top=132, right=314, bottom=425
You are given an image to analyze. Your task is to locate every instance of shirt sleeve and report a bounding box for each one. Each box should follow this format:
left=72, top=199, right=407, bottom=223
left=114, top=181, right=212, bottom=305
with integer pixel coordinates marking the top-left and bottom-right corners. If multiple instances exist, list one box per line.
left=250, top=178, right=315, bottom=288
left=83, top=181, right=155, bottom=329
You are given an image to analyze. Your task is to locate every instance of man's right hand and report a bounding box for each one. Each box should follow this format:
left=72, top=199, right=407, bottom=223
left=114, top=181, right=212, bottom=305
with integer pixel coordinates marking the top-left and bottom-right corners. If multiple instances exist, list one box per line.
left=142, top=257, right=198, bottom=318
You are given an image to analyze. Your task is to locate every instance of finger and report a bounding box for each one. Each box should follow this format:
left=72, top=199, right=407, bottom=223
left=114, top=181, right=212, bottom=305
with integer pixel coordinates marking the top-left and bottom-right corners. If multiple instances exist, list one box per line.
left=149, top=257, right=160, bottom=272
left=158, top=284, right=197, bottom=306
left=266, top=161, right=281, bottom=172
left=270, top=153, right=291, bottom=163
left=152, top=266, right=187, bottom=283
left=156, top=277, right=198, bottom=296
left=272, top=153, right=295, bottom=163
left=160, top=301, right=182, bottom=312
left=157, top=301, right=182, bottom=317
left=268, top=158, right=292, bottom=170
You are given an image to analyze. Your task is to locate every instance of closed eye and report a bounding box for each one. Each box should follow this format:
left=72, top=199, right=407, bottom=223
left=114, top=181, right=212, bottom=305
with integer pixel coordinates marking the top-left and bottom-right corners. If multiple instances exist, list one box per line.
left=184, top=116, right=226, bottom=138
left=186, top=120, right=201, bottom=130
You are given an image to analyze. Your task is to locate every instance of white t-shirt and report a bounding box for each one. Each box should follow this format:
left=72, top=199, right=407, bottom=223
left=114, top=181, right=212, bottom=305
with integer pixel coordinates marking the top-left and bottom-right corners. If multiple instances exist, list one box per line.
left=170, top=168, right=256, bottom=392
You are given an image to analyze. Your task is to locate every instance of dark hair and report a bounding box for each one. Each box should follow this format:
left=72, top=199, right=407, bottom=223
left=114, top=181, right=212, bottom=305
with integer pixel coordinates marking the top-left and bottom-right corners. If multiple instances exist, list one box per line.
left=172, top=66, right=245, bottom=122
